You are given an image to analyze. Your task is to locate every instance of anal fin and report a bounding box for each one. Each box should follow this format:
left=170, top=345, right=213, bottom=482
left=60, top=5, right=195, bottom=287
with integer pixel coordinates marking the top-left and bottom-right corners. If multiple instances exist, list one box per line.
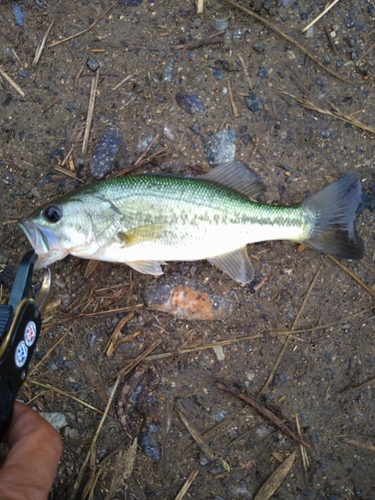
left=126, top=260, right=166, bottom=276
left=210, top=246, right=254, bottom=285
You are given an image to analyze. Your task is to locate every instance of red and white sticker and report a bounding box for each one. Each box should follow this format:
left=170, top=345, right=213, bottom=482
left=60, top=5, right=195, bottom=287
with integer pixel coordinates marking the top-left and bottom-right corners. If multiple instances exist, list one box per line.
left=24, top=321, right=37, bottom=347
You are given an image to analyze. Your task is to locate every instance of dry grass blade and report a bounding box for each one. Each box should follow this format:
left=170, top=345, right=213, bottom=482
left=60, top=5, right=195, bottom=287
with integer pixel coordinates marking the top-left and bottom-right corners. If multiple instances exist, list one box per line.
left=29, top=327, right=71, bottom=376
left=302, top=0, right=340, bottom=33
left=124, top=437, right=138, bottom=479
left=82, top=69, right=100, bottom=155
left=345, top=438, right=375, bottom=452
left=227, top=77, right=239, bottom=118
left=112, top=70, right=138, bottom=91
left=223, top=0, right=358, bottom=86
left=79, top=361, right=108, bottom=407
left=53, top=165, right=85, bottom=182
left=254, top=452, right=296, bottom=500
left=196, top=0, right=204, bottom=14
left=174, top=469, right=199, bottom=500
left=70, top=376, right=121, bottom=500
left=32, top=20, right=55, bottom=67
left=49, top=1, right=116, bottom=48
left=178, top=404, right=229, bottom=470
left=105, top=312, right=135, bottom=356
left=178, top=405, right=214, bottom=460
left=28, top=378, right=103, bottom=414
left=279, top=90, right=375, bottom=135
left=295, top=414, right=309, bottom=470
left=0, top=66, right=25, bottom=97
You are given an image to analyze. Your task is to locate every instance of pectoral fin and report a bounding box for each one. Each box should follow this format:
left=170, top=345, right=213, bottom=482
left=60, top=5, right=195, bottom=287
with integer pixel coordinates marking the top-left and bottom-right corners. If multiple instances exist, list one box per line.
left=201, top=162, right=265, bottom=198
left=118, top=224, right=165, bottom=246
left=210, top=246, right=254, bottom=285
left=126, top=260, right=166, bottom=275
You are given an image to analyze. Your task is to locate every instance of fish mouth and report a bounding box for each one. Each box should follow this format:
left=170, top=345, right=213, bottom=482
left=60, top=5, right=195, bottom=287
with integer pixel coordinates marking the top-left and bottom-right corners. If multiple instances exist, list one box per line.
left=19, top=219, right=63, bottom=269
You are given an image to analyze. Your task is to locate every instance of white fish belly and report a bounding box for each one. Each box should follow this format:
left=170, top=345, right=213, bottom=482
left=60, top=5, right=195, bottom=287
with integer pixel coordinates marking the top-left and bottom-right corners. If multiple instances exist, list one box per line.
left=86, top=217, right=307, bottom=263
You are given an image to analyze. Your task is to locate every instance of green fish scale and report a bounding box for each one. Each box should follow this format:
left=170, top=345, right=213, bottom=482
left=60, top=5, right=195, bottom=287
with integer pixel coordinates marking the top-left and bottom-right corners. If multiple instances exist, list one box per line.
left=95, top=175, right=307, bottom=231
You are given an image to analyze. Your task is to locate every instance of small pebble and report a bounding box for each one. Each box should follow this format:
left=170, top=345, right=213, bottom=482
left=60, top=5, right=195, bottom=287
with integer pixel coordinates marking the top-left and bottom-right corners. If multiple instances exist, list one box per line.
left=139, top=429, right=160, bottom=460
left=245, top=92, right=264, bottom=112
left=213, top=68, right=225, bottom=81
left=347, top=37, right=356, bottom=47
left=320, top=129, right=331, bottom=138
left=86, top=56, right=99, bottom=71
left=163, top=61, right=174, bottom=83
left=118, top=0, right=142, bottom=5
left=191, top=122, right=201, bottom=134
left=301, top=12, right=308, bottom=20
left=163, top=123, right=175, bottom=141
left=253, top=42, right=263, bottom=52
left=336, top=60, right=343, bottom=69
left=345, top=19, right=354, bottom=28
left=204, top=128, right=236, bottom=165
left=136, top=134, right=155, bottom=153
left=263, top=0, right=273, bottom=10
left=11, top=2, right=24, bottom=27
left=232, top=29, right=244, bottom=39
left=257, top=66, right=268, bottom=79
left=175, top=91, right=205, bottom=114
left=40, top=412, right=68, bottom=431
left=351, top=51, right=358, bottom=60
left=315, top=77, right=324, bottom=86
left=199, top=454, right=210, bottom=465
left=90, top=126, right=123, bottom=179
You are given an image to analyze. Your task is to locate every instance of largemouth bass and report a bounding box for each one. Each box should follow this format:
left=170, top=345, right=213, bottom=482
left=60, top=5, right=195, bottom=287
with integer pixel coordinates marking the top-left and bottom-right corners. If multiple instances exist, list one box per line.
left=19, top=162, right=364, bottom=284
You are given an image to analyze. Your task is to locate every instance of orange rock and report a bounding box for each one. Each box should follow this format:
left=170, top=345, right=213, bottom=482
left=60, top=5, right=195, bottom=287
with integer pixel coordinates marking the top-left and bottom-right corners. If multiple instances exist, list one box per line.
left=144, top=276, right=233, bottom=321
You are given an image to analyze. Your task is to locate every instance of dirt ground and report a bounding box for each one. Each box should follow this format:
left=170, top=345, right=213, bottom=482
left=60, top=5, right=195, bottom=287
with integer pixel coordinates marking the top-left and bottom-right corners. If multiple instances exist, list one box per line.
left=1, top=0, right=375, bottom=498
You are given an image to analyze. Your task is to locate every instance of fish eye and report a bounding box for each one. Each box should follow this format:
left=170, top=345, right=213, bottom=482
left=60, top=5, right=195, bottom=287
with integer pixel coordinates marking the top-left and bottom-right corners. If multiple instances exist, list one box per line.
left=43, top=205, right=62, bottom=223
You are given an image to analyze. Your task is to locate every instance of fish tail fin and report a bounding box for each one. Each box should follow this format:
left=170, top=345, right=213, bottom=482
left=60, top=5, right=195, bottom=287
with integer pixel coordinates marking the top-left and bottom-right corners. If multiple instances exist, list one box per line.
left=301, top=173, right=364, bottom=259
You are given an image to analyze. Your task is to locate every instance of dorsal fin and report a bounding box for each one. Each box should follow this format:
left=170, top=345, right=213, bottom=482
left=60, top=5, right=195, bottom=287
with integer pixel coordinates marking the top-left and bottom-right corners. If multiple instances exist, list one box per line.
left=200, top=161, right=265, bottom=198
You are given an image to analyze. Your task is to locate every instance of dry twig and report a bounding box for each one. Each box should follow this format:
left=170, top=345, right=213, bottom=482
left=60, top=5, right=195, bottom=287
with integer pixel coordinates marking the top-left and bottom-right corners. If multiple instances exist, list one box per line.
left=345, top=438, right=375, bottom=452
left=217, top=382, right=309, bottom=447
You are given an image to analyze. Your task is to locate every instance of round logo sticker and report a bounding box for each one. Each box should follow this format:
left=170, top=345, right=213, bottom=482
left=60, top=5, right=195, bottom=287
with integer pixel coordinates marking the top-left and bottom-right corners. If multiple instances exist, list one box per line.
left=24, top=321, right=37, bottom=347
left=15, top=341, right=28, bottom=368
